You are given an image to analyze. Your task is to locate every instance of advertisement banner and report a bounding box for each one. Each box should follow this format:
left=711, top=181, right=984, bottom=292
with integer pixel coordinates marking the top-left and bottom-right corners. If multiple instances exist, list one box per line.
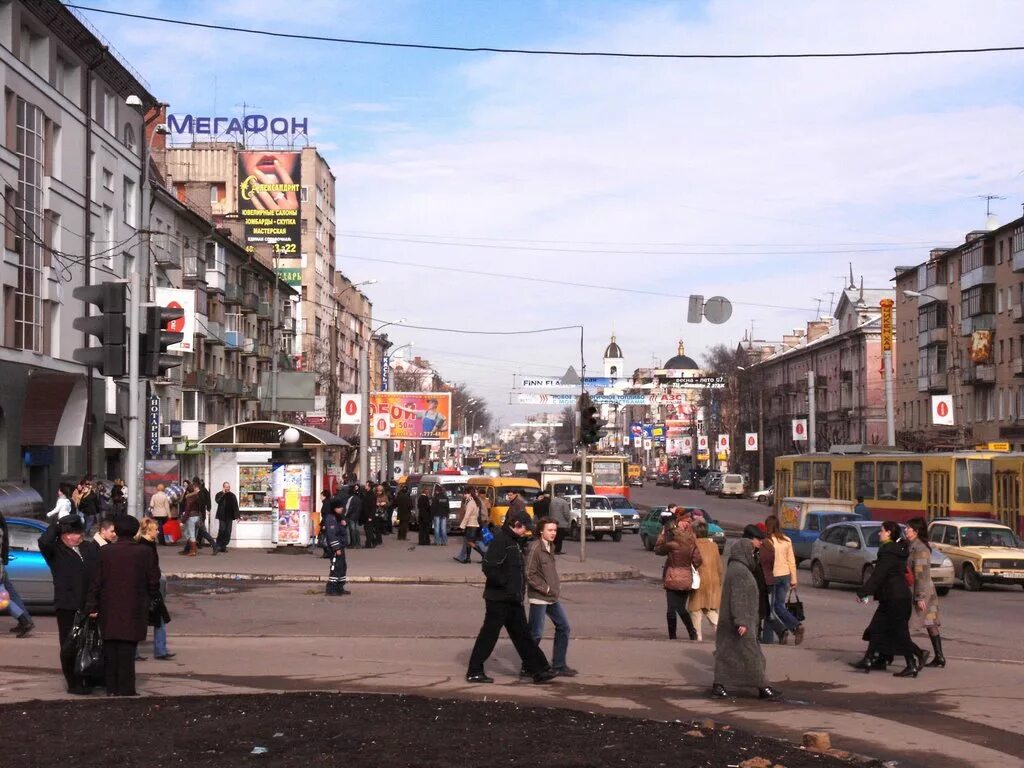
left=147, top=394, right=161, bottom=458
left=271, top=463, right=311, bottom=545
left=681, top=435, right=693, bottom=455
left=717, top=434, right=730, bottom=452
left=792, top=419, right=808, bottom=441
left=970, top=330, right=993, bottom=364
left=697, top=434, right=709, bottom=451
left=275, top=264, right=302, bottom=287
left=237, top=151, right=301, bottom=255
left=665, top=419, right=691, bottom=436
left=154, top=287, right=196, bottom=353
left=931, top=395, right=955, bottom=426
left=879, top=298, right=894, bottom=352
left=338, top=394, right=361, bottom=425
left=745, top=432, right=759, bottom=451
left=520, top=376, right=573, bottom=388
left=371, top=411, right=391, bottom=439
left=370, top=392, right=451, bottom=440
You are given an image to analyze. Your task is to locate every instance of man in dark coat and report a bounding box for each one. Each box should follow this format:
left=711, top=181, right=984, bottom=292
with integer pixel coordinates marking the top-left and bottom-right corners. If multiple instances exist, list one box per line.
left=431, top=487, right=450, bottom=546
left=323, top=500, right=350, bottom=596
left=360, top=486, right=378, bottom=549
left=416, top=491, right=433, bottom=546
left=344, top=485, right=363, bottom=549
left=533, top=492, right=550, bottom=520
left=38, top=515, right=101, bottom=693
left=86, top=516, right=160, bottom=696
left=466, top=510, right=556, bottom=685
left=214, top=481, right=239, bottom=553
left=395, top=486, right=413, bottom=541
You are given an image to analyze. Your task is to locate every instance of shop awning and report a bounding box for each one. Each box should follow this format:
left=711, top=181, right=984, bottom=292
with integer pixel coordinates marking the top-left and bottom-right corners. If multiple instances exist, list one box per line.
left=198, top=421, right=351, bottom=449
left=20, top=373, right=88, bottom=447
left=104, top=431, right=127, bottom=450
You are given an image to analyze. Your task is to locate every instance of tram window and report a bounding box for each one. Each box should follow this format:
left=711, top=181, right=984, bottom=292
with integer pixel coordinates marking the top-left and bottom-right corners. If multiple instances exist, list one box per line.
left=900, top=462, right=923, bottom=502
left=877, top=462, right=898, bottom=500
left=955, top=459, right=970, bottom=503
left=855, top=462, right=875, bottom=499
left=812, top=462, right=831, bottom=498
left=793, top=461, right=811, bottom=496
left=969, top=459, right=993, bottom=504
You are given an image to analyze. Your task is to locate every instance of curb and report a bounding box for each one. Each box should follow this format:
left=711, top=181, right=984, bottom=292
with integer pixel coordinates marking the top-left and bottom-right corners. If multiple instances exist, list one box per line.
left=165, top=569, right=642, bottom=585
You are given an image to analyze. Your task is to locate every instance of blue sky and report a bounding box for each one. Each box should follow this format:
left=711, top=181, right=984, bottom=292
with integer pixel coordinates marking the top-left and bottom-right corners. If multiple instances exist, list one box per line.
left=75, top=0, right=1024, bottom=422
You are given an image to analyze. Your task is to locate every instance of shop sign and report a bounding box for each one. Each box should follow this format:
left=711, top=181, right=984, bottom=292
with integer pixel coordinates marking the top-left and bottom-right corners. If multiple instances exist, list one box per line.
left=147, top=395, right=161, bottom=458
left=237, top=151, right=301, bottom=255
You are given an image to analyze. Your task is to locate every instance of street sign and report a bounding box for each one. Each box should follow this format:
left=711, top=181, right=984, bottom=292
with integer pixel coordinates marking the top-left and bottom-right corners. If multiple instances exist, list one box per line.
left=745, top=432, right=758, bottom=451
left=520, top=376, right=572, bottom=388
left=792, top=419, right=808, bottom=441
left=697, top=434, right=709, bottom=451
left=932, top=395, right=954, bottom=426
left=717, top=434, right=730, bottom=452
left=146, top=394, right=161, bottom=458
left=339, top=394, right=361, bottom=425
left=642, top=438, right=652, bottom=450
left=880, top=298, right=894, bottom=352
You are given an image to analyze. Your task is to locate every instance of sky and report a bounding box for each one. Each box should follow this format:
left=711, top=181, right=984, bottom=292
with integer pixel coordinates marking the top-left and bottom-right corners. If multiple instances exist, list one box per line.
left=72, top=0, right=1024, bottom=425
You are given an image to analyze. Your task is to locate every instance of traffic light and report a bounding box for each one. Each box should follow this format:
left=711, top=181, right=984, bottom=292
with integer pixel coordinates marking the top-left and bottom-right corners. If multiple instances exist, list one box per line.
left=577, top=392, right=608, bottom=445
left=140, top=305, right=184, bottom=378
left=72, top=281, right=127, bottom=376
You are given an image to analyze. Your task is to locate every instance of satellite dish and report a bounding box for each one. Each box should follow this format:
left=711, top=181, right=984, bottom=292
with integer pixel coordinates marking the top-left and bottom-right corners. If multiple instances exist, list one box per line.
left=704, top=296, right=733, bottom=325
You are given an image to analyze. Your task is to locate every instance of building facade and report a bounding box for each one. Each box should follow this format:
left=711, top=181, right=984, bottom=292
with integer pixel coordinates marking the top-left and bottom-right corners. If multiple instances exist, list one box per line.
left=0, top=0, right=151, bottom=500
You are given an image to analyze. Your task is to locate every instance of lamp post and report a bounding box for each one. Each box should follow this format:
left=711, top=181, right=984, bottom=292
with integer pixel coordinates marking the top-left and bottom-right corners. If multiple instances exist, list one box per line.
left=903, top=289, right=964, bottom=447
left=359, top=317, right=404, bottom=483
left=382, top=341, right=412, bottom=479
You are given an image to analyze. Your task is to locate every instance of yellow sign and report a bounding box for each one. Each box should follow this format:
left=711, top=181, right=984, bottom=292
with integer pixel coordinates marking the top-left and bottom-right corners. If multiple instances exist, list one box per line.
left=977, top=441, right=1010, bottom=452
left=880, top=298, right=894, bottom=352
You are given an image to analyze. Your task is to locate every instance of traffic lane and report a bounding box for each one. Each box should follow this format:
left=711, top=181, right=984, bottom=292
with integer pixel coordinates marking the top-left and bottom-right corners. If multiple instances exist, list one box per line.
left=630, top=484, right=770, bottom=531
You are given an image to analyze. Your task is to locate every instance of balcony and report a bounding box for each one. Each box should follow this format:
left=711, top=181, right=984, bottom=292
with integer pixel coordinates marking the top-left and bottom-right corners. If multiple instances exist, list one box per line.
left=917, top=372, right=948, bottom=393
left=1014, top=358, right=1024, bottom=376
left=241, top=292, right=259, bottom=314
left=224, top=330, right=243, bottom=349
left=257, top=301, right=271, bottom=319
left=240, top=337, right=257, bottom=356
left=1013, top=246, right=1024, bottom=273
left=960, top=265, right=996, bottom=291
left=917, top=326, right=948, bottom=348
left=963, top=364, right=996, bottom=385
left=241, top=382, right=260, bottom=400
left=1013, top=304, right=1024, bottom=323
left=257, top=342, right=272, bottom=360
left=183, top=255, right=206, bottom=284
left=204, top=320, right=224, bottom=345
left=280, top=317, right=296, bottom=335
left=223, top=378, right=242, bottom=396
left=224, top=284, right=242, bottom=305
left=916, top=285, right=947, bottom=306
left=153, top=247, right=181, bottom=270
left=961, top=314, right=995, bottom=336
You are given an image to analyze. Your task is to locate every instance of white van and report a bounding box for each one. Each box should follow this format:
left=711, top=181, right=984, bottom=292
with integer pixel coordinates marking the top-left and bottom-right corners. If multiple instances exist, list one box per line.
left=719, top=474, right=746, bottom=498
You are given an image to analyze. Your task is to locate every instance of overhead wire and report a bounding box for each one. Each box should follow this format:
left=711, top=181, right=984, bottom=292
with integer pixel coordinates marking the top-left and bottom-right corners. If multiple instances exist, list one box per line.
left=66, top=5, right=1024, bottom=61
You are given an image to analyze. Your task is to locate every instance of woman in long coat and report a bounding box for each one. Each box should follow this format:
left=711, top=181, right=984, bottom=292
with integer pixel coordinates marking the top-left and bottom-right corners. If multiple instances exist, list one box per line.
left=906, top=517, right=945, bottom=667
left=687, top=518, right=722, bottom=641
left=712, top=538, right=781, bottom=699
left=654, top=519, right=702, bottom=640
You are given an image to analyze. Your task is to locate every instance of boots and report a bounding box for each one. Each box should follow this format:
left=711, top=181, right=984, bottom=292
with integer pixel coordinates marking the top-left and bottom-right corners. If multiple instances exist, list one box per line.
left=14, top=615, right=34, bottom=639
left=893, top=655, right=919, bottom=678
left=926, top=634, right=946, bottom=667
left=188, top=541, right=198, bottom=557
left=667, top=615, right=677, bottom=640
left=849, top=651, right=878, bottom=672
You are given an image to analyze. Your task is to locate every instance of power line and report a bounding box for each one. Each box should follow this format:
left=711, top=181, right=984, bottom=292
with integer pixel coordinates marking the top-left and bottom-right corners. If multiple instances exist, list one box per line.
left=67, top=6, right=1024, bottom=61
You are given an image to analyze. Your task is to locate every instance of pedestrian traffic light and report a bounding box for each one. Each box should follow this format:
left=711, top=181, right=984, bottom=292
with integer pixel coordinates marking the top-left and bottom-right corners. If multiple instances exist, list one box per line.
left=140, top=305, right=184, bottom=378
left=577, top=392, right=608, bottom=445
left=72, top=281, right=127, bottom=376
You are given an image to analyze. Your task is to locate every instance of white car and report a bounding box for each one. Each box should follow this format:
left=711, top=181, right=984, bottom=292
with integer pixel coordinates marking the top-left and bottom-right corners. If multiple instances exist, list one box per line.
left=718, top=473, right=746, bottom=498
left=563, top=495, right=623, bottom=542
left=751, top=486, right=774, bottom=504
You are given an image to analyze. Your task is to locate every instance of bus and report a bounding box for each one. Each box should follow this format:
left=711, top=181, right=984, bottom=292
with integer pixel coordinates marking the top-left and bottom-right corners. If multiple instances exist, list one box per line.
left=774, top=449, right=1024, bottom=535
left=572, top=455, right=629, bottom=500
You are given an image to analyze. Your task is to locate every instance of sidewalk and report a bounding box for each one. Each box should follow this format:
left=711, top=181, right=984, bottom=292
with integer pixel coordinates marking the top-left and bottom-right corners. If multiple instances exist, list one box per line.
left=161, top=539, right=640, bottom=584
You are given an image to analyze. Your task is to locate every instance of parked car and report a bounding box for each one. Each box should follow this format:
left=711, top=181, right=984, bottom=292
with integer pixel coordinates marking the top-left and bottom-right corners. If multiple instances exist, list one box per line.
left=718, top=473, right=746, bottom=498
left=604, top=494, right=640, bottom=533
left=751, top=486, right=774, bottom=505
left=2, top=517, right=53, bottom=608
left=655, top=472, right=672, bottom=487
left=778, top=497, right=859, bottom=562
left=928, top=518, right=1024, bottom=592
left=703, top=474, right=723, bottom=495
left=563, top=495, right=623, bottom=542
left=810, top=521, right=954, bottom=594
left=638, top=506, right=726, bottom=553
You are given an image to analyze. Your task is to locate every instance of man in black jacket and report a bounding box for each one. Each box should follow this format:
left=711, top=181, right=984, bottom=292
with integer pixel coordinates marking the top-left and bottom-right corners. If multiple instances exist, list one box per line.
left=344, top=485, right=362, bottom=549
left=395, top=486, right=413, bottom=541
left=416, top=491, right=432, bottom=546
left=323, top=500, right=350, bottom=596
left=214, top=482, right=239, bottom=553
left=38, top=515, right=101, bottom=694
left=466, top=510, right=556, bottom=684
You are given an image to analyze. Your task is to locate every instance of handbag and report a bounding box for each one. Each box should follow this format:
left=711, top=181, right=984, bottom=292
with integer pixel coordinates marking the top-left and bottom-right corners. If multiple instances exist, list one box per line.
left=74, top=614, right=105, bottom=683
left=690, top=564, right=702, bottom=591
left=786, top=588, right=805, bottom=622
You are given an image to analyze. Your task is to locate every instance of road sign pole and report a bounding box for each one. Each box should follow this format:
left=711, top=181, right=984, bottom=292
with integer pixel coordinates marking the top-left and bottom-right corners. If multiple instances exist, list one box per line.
left=579, top=442, right=587, bottom=564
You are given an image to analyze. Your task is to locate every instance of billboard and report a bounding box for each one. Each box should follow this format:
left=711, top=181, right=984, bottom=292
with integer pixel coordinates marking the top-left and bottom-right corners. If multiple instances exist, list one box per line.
left=970, top=330, right=993, bottom=364
left=237, top=151, right=301, bottom=255
left=154, top=287, right=195, bottom=352
left=370, top=392, right=451, bottom=441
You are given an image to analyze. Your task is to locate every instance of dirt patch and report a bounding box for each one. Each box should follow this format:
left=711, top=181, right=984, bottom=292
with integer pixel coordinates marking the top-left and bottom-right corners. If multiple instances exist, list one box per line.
left=0, top=691, right=866, bottom=768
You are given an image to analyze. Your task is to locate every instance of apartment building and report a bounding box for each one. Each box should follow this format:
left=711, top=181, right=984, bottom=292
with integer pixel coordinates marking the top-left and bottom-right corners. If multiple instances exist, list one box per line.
left=0, top=0, right=151, bottom=499
left=894, top=216, right=1024, bottom=450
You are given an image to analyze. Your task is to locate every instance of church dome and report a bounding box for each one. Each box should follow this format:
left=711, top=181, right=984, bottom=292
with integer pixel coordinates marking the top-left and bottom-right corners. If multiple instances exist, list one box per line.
left=664, top=340, right=699, bottom=370
left=604, top=334, right=623, bottom=359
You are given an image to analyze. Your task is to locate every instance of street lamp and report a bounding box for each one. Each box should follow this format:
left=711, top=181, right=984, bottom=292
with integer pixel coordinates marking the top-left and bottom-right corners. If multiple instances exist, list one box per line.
left=358, top=317, right=405, bottom=482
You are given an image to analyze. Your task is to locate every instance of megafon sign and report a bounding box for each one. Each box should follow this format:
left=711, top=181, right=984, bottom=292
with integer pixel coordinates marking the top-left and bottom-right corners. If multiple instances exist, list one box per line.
left=167, top=114, right=309, bottom=137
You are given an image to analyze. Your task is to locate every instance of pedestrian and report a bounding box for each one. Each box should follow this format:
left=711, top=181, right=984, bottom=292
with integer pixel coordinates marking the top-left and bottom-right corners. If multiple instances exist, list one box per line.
left=345, top=485, right=363, bottom=549
left=374, top=484, right=390, bottom=541
left=854, top=496, right=871, bottom=521
left=711, top=538, right=782, bottom=700
left=1, top=510, right=35, bottom=638
left=688, top=517, right=723, bottom=642
left=477, top=490, right=492, bottom=532
left=466, top=509, right=557, bottom=685
left=504, top=488, right=527, bottom=521
left=178, top=481, right=202, bottom=556
left=135, top=518, right=175, bottom=660
left=416, top=490, right=432, bottom=546
left=395, top=486, right=413, bottom=541
left=763, top=516, right=805, bottom=645
left=360, top=486, right=378, bottom=549
left=37, top=514, right=101, bottom=693
left=110, top=479, right=128, bottom=516
left=323, top=500, right=350, bottom=596
left=431, top=486, right=450, bottom=546
left=47, top=483, right=75, bottom=522
left=549, top=492, right=571, bottom=555
left=214, top=481, right=239, bottom=553
left=533, top=491, right=550, bottom=520
left=148, top=483, right=171, bottom=545
left=906, top=517, right=945, bottom=668
left=453, top=489, right=482, bottom=564
left=85, top=515, right=161, bottom=697
left=525, top=517, right=577, bottom=677
left=190, top=477, right=218, bottom=554
left=92, top=517, right=117, bottom=548
left=852, top=521, right=929, bottom=677
left=655, top=517, right=702, bottom=640
left=76, top=479, right=100, bottom=534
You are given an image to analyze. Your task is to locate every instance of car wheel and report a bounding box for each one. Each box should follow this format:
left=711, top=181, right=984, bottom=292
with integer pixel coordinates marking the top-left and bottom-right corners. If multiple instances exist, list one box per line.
left=936, top=587, right=950, bottom=597
left=861, top=564, right=874, bottom=586
left=594, top=533, right=604, bottom=541
left=810, top=560, right=829, bottom=589
left=611, top=531, right=622, bottom=542
left=962, top=564, right=983, bottom=592
left=642, top=534, right=654, bottom=551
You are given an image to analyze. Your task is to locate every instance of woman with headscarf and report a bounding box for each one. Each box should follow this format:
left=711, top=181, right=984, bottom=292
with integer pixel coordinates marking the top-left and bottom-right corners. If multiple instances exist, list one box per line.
left=712, top=538, right=781, bottom=699
left=852, top=520, right=929, bottom=677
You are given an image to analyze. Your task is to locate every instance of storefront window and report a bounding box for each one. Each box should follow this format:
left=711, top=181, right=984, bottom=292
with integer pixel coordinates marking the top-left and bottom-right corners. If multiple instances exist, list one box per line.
left=238, top=464, right=273, bottom=519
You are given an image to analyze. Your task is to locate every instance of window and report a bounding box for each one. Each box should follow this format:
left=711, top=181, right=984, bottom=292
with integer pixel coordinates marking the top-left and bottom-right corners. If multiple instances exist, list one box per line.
left=855, top=462, right=875, bottom=499
left=182, top=391, right=205, bottom=421
left=300, top=186, right=309, bottom=202
left=823, top=526, right=846, bottom=545
left=13, top=97, right=45, bottom=352
left=961, top=242, right=994, bottom=274
left=899, top=461, right=922, bottom=501
left=793, top=461, right=811, bottom=497
left=123, top=176, right=136, bottom=226
left=124, top=122, right=136, bottom=152
left=954, top=458, right=994, bottom=504
left=812, top=462, right=831, bottom=498
left=102, top=168, right=113, bottom=190
left=864, top=525, right=883, bottom=548
left=962, top=285, right=995, bottom=317
left=103, top=90, right=116, bottom=133
left=917, top=303, right=947, bottom=332
left=6, top=522, right=41, bottom=551
left=930, top=524, right=948, bottom=545
left=877, top=462, right=898, bottom=500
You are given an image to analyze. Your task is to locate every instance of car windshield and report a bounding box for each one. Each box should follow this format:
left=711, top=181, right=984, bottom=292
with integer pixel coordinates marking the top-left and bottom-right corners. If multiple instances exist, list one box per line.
left=606, top=497, right=633, bottom=509
left=960, top=527, right=1019, bottom=548
left=863, top=525, right=883, bottom=547
left=571, top=497, right=611, bottom=510
left=724, top=474, right=743, bottom=483
left=8, top=522, right=42, bottom=551
left=820, top=513, right=856, bottom=528
left=439, top=483, right=469, bottom=496
left=501, top=487, right=539, bottom=503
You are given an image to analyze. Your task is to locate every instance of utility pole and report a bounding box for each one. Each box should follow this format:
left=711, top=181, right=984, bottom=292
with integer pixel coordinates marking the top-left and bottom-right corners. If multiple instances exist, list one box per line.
left=127, top=269, right=142, bottom=516
left=884, top=348, right=895, bottom=447
left=807, top=370, right=816, bottom=453
left=358, top=340, right=370, bottom=483
left=270, top=252, right=279, bottom=419
left=579, top=441, right=588, bottom=563
left=758, top=387, right=765, bottom=491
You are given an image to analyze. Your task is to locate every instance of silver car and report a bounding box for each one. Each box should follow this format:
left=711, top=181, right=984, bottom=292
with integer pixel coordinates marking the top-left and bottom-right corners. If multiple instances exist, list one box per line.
left=810, top=521, right=954, bottom=595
